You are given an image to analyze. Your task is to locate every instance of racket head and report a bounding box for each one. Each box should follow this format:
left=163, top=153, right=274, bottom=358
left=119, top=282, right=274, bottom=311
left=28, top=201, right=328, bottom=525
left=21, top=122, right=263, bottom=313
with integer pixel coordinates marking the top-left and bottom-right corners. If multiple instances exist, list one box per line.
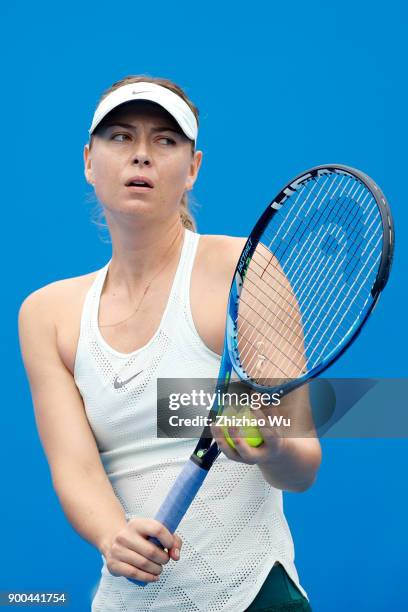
left=226, top=164, right=394, bottom=395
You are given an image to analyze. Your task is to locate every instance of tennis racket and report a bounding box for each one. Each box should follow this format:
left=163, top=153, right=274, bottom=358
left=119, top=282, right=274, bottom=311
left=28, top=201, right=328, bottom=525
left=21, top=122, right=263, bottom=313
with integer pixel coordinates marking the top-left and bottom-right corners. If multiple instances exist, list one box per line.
left=132, top=163, right=394, bottom=586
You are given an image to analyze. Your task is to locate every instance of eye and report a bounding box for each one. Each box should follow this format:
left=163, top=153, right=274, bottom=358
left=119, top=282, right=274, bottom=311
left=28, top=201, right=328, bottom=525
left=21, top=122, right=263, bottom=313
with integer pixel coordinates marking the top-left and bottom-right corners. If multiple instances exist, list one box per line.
left=111, top=132, right=131, bottom=142
left=157, top=136, right=176, bottom=145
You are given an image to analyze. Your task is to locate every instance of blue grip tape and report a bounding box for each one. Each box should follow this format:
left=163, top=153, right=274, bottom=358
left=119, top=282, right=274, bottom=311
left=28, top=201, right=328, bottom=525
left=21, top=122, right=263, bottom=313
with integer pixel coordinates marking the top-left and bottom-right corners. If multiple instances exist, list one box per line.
left=128, top=459, right=208, bottom=587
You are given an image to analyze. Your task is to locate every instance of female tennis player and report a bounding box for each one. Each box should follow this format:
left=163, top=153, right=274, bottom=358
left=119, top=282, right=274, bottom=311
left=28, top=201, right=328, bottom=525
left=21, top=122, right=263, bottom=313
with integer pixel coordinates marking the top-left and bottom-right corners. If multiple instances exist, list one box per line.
left=18, top=75, right=321, bottom=611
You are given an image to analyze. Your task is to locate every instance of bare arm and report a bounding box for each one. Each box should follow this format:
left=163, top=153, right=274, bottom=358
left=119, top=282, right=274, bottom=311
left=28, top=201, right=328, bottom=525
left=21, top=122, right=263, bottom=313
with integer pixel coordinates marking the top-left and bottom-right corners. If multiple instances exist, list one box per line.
left=18, top=287, right=181, bottom=582
left=18, top=287, right=128, bottom=554
left=255, top=383, right=322, bottom=492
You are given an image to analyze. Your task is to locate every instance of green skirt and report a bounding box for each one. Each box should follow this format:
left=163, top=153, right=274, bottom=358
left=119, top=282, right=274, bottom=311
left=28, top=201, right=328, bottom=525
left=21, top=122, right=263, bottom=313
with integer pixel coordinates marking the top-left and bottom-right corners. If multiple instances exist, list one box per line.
left=245, top=563, right=312, bottom=611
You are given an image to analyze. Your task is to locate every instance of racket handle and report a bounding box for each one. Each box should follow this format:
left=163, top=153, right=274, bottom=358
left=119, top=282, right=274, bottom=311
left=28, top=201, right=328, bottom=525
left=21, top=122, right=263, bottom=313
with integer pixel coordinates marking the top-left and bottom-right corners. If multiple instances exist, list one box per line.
left=128, top=459, right=208, bottom=587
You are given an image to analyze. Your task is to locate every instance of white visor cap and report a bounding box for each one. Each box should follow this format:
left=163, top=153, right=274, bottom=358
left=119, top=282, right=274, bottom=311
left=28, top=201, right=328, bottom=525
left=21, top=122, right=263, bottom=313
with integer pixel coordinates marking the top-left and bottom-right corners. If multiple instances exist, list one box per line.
left=88, top=82, right=198, bottom=142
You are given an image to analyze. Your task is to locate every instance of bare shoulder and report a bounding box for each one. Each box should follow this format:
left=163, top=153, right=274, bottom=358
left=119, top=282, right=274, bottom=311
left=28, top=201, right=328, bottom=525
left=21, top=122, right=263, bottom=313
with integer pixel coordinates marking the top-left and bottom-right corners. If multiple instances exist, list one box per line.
left=18, top=269, right=100, bottom=375
left=18, top=270, right=97, bottom=327
left=19, top=270, right=98, bottom=311
left=197, top=234, right=247, bottom=276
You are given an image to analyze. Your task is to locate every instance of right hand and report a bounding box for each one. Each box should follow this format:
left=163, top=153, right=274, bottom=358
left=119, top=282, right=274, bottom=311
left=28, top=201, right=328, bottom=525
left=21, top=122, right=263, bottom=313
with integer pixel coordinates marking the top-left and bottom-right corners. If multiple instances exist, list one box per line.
left=103, top=518, right=182, bottom=583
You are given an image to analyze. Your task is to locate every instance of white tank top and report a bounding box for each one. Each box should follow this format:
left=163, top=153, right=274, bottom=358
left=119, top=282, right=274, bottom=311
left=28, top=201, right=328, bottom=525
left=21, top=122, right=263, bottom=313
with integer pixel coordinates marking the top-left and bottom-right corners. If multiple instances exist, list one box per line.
left=74, top=228, right=308, bottom=611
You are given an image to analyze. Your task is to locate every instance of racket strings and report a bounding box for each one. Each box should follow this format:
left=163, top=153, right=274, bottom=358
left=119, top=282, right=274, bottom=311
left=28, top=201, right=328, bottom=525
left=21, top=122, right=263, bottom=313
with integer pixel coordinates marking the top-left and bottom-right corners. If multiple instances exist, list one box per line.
left=238, top=174, right=355, bottom=378
left=271, top=188, right=377, bottom=343
left=236, top=172, right=383, bottom=384
left=243, top=189, right=381, bottom=379
left=281, top=180, right=376, bottom=260
left=238, top=179, right=344, bottom=368
left=271, top=179, right=369, bottom=293
left=240, top=278, right=304, bottom=341
left=248, top=176, right=363, bottom=343
left=239, top=311, right=305, bottom=362
left=258, top=184, right=380, bottom=376
left=306, top=241, right=382, bottom=366
left=308, top=176, right=384, bottom=282
left=282, top=184, right=382, bottom=364
left=247, top=252, right=365, bottom=332
left=237, top=330, right=292, bottom=377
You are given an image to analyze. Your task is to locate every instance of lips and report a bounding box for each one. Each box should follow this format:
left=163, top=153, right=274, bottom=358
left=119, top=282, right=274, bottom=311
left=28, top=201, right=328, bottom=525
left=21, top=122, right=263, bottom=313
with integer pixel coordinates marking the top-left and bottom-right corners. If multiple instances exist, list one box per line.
left=125, top=175, right=154, bottom=188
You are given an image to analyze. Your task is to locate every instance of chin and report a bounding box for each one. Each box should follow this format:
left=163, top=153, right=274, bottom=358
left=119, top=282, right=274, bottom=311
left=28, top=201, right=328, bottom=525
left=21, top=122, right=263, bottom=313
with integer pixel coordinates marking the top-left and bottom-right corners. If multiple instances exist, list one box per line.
left=106, top=197, right=153, bottom=213
left=103, top=199, right=168, bottom=224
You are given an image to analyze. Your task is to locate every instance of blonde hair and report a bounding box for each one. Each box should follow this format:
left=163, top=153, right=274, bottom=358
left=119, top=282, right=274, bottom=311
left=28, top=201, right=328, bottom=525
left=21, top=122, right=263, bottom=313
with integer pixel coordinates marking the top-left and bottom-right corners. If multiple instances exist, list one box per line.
left=88, top=74, right=199, bottom=233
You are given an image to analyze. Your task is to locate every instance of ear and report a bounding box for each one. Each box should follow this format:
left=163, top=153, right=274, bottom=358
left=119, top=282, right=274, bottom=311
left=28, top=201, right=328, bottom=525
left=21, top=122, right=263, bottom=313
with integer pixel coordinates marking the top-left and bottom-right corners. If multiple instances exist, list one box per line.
left=185, top=150, right=203, bottom=191
left=83, top=144, right=94, bottom=185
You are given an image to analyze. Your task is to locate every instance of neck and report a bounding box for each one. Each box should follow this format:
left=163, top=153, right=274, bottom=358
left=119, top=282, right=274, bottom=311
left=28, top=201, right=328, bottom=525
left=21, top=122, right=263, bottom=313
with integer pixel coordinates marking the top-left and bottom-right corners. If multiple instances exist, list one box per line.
left=104, top=213, right=185, bottom=299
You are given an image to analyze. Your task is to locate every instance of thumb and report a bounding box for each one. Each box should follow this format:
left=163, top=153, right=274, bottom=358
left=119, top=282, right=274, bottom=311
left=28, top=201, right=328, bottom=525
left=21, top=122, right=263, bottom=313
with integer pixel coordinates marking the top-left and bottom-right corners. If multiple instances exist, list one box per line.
left=169, top=534, right=182, bottom=561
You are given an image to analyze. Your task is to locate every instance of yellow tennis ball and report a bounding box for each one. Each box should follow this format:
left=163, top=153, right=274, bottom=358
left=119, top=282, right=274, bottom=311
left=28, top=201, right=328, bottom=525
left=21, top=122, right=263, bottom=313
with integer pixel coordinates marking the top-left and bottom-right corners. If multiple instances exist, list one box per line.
left=222, top=406, right=264, bottom=450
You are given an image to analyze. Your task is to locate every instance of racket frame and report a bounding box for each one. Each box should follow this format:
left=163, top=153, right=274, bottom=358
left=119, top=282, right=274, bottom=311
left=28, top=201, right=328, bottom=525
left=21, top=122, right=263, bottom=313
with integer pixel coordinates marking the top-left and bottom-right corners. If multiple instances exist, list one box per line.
left=226, top=163, right=394, bottom=396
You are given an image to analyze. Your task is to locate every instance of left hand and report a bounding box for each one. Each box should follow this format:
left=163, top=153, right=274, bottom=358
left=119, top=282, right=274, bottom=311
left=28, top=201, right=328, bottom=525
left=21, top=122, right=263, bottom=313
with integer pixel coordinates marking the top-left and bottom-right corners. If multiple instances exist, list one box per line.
left=210, top=407, right=286, bottom=465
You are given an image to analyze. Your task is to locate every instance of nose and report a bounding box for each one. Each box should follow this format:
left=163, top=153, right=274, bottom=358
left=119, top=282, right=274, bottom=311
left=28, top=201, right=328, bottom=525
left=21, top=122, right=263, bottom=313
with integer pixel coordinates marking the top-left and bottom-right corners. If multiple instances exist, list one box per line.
left=133, top=153, right=151, bottom=166
left=132, top=137, right=151, bottom=166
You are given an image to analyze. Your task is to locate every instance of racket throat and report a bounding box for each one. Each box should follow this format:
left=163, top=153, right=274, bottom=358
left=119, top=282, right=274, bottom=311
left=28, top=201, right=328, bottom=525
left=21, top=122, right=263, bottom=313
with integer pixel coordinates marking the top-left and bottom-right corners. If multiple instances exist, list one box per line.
left=194, top=429, right=220, bottom=468
left=193, top=444, right=220, bottom=469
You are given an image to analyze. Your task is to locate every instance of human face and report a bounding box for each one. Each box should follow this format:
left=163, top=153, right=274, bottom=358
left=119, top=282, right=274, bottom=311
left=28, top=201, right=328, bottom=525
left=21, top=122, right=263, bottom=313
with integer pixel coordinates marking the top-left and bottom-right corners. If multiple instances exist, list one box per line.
left=84, top=101, right=202, bottom=223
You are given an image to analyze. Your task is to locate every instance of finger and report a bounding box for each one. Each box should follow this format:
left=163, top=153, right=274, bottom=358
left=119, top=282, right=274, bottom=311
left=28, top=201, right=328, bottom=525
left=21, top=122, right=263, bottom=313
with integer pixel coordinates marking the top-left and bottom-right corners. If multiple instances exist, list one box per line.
left=219, top=425, right=256, bottom=464
left=254, top=414, right=285, bottom=452
left=226, top=429, right=259, bottom=464
left=111, top=543, right=165, bottom=576
left=242, top=410, right=286, bottom=462
left=129, top=518, right=174, bottom=551
left=108, top=559, right=161, bottom=583
left=173, top=534, right=183, bottom=551
left=169, top=533, right=182, bottom=561
left=118, top=531, right=170, bottom=565
left=210, top=423, right=242, bottom=461
left=169, top=547, right=180, bottom=561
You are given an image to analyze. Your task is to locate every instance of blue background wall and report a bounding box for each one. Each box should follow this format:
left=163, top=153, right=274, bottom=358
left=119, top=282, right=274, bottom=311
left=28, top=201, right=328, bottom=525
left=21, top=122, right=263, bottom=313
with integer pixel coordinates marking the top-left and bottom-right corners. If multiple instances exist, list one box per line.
left=2, top=1, right=407, bottom=610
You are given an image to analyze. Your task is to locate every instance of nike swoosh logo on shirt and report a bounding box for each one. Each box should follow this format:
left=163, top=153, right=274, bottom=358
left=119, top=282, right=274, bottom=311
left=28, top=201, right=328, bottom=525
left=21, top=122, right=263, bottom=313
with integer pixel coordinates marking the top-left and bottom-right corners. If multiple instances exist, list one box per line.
left=113, top=370, right=144, bottom=389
